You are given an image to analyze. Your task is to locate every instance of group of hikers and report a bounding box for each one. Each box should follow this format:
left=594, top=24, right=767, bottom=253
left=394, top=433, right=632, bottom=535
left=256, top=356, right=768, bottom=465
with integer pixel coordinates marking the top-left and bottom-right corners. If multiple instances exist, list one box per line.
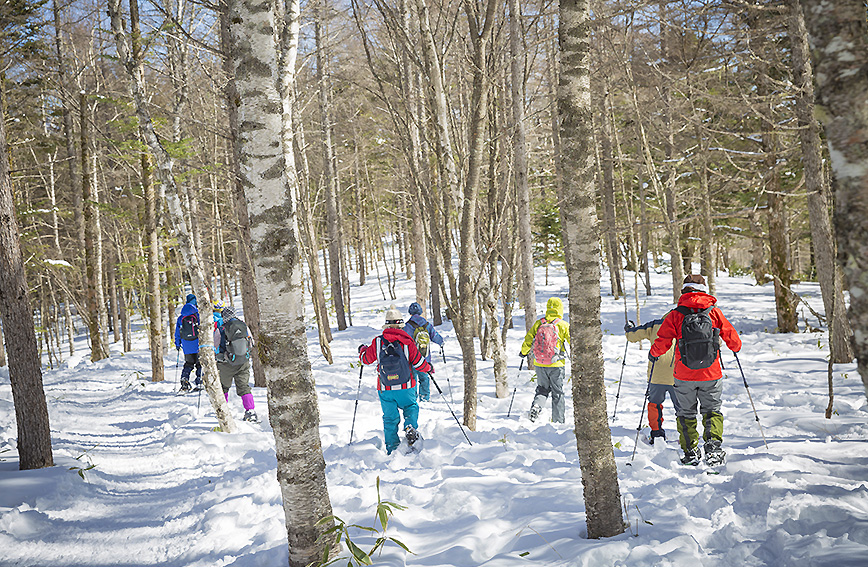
left=173, top=293, right=258, bottom=423
left=358, top=273, right=741, bottom=467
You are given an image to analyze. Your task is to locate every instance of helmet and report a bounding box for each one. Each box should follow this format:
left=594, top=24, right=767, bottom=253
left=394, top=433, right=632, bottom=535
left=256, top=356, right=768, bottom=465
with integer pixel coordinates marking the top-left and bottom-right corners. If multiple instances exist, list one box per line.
left=213, top=298, right=227, bottom=312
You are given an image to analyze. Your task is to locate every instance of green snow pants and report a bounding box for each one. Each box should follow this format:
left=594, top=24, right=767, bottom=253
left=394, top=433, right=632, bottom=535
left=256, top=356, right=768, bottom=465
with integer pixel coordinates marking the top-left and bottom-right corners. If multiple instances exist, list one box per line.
left=673, top=377, right=723, bottom=454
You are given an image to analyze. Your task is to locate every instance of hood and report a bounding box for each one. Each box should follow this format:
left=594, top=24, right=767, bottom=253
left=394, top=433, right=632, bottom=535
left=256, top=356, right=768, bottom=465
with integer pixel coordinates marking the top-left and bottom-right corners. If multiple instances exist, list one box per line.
left=545, top=297, right=564, bottom=320
left=180, top=303, right=198, bottom=317
left=677, top=291, right=717, bottom=310
left=407, top=314, right=427, bottom=326
left=382, top=327, right=412, bottom=344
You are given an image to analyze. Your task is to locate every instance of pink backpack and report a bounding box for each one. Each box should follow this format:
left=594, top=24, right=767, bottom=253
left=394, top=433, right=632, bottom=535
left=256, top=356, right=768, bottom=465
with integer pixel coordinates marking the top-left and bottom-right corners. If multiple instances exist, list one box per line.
left=533, top=318, right=562, bottom=365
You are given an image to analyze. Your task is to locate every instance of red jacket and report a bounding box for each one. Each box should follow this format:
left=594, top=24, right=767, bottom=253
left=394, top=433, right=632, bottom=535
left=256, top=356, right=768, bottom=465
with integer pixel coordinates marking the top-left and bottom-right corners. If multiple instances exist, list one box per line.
left=359, top=327, right=433, bottom=390
left=650, top=292, right=741, bottom=382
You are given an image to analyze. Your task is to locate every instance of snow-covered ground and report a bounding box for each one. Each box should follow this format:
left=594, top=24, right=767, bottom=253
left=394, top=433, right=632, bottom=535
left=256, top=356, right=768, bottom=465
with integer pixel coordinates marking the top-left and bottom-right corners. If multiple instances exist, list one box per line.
left=1, top=264, right=867, bottom=566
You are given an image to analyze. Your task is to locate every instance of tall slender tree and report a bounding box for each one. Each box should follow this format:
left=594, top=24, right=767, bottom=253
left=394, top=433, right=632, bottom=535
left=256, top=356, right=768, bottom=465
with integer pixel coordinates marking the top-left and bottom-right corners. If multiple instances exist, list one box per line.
left=558, top=0, right=624, bottom=539
left=227, top=0, right=336, bottom=563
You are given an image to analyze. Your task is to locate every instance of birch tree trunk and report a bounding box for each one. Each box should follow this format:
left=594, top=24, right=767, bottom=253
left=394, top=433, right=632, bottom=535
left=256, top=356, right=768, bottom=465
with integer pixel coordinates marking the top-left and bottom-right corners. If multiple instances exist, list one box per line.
left=455, top=0, right=497, bottom=431
left=227, top=0, right=336, bottom=562
left=510, top=0, right=536, bottom=331
left=315, top=3, right=347, bottom=332
left=218, top=4, right=270, bottom=384
left=800, top=0, right=868, bottom=398
left=107, top=0, right=235, bottom=433
left=787, top=0, right=853, bottom=362
left=0, top=82, right=54, bottom=470
left=142, top=149, right=165, bottom=382
left=596, top=84, right=623, bottom=298
left=558, top=0, right=624, bottom=540
left=80, top=93, right=109, bottom=362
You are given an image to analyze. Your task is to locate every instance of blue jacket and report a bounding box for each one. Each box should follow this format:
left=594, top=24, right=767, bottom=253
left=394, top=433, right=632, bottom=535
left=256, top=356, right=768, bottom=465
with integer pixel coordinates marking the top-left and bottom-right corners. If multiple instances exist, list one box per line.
left=403, top=315, right=444, bottom=364
left=174, top=302, right=200, bottom=354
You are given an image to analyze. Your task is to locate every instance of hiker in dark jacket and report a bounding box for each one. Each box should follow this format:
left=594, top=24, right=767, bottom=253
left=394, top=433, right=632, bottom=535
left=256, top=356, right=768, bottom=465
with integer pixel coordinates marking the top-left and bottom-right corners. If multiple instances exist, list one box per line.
left=403, top=302, right=444, bottom=402
left=625, top=314, right=679, bottom=444
left=174, top=293, right=202, bottom=392
left=519, top=297, right=570, bottom=423
left=359, top=305, right=433, bottom=455
left=215, top=306, right=257, bottom=422
left=650, top=275, right=742, bottom=466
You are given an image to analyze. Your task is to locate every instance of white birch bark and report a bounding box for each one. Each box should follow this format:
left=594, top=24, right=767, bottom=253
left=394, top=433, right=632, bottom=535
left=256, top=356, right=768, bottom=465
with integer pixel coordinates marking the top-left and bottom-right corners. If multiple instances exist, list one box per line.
left=227, top=0, right=336, bottom=563
left=558, top=0, right=625, bottom=539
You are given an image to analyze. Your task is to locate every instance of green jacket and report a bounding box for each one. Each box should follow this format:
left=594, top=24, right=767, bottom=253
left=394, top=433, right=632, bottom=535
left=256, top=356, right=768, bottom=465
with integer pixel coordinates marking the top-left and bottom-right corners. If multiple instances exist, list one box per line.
left=625, top=313, right=675, bottom=386
left=520, top=298, right=571, bottom=368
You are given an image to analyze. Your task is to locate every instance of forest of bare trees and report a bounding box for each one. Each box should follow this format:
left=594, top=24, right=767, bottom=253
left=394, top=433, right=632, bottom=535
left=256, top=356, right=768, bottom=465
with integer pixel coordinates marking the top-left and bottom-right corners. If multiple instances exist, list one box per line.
left=2, top=0, right=866, bottom=556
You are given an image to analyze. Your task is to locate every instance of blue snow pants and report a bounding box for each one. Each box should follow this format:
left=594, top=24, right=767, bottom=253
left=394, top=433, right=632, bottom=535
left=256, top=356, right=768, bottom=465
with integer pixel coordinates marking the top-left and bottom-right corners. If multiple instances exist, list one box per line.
left=378, top=387, right=419, bottom=454
left=413, top=369, right=431, bottom=401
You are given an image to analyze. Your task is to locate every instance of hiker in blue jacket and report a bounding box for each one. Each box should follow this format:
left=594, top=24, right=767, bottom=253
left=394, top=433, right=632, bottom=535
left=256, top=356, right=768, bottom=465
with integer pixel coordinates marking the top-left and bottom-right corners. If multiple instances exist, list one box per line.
left=174, top=293, right=202, bottom=392
left=403, top=302, right=444, bottom=402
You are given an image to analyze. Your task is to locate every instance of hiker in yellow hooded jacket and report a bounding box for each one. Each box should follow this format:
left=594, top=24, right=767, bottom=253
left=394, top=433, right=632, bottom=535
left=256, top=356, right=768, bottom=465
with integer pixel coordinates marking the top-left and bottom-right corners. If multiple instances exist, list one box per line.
left=519, top=298, right=570, bottom=423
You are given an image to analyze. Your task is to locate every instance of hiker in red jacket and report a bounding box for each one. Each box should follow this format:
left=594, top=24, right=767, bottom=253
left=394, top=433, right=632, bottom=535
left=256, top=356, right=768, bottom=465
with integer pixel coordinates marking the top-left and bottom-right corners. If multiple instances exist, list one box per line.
left=359, top=305, right=433, bottom=455
left=649, top=275, right=742, bottom=466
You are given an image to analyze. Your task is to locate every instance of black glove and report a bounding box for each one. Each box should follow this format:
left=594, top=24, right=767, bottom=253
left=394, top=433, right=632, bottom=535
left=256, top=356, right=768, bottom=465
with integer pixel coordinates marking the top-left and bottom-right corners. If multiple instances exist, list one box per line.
left=624, top=322, right=633, bottom=333
left=358, top=344, right=367, bottom=355
left=519, top=352, right=526, bottom=359
left=648, top=353, right=659, bottom=363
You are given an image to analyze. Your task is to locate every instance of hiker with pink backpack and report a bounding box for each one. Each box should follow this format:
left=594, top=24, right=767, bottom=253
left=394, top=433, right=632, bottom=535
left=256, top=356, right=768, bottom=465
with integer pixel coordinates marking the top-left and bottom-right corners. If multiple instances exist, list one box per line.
left=519, top=297, right=571, bottom=423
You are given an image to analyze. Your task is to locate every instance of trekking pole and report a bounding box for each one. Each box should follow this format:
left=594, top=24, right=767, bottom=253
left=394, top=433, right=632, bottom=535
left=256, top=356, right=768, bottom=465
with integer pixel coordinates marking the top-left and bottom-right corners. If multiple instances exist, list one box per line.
left=611, top=323, right=633, bottom=422
left=349, top=363, right=364, bottom=445
left=734, top=352, right=768, bottom=449
left=506, top=358, right=524, bottom=418
left=174, top=349, right=180, bottom=391
left=430, top=374, right=472, bottom=446
left=440, top=344, right=446, bottom=365
left=629, top=361, right=655, bottom=462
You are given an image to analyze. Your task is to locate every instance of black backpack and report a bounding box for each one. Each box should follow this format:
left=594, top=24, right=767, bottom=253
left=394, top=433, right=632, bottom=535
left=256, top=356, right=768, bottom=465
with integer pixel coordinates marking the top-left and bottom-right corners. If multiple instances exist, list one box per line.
left=378, top=339, right=411, bottom=388
left=221, top=318, right=251, bottom=366
left=180, top=313, right=199, bottom=341
left=676, top=306, right=720, bottom=369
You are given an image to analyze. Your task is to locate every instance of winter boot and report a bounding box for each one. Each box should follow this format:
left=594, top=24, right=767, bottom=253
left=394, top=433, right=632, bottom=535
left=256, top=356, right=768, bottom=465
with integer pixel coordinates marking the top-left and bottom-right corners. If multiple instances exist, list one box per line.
left=680, top=450, right=700, bottom=466
left=404, top=425, right=420, bottom=447
left=242, top=410, right=258, bottom=423
left=529, top=403, right=542, bottom=422
left=180, top=378, right=192, bottom=392
left=192, top=378, right=203, bottom=391
left=703, top=439, right=726, bottom=466
left=649, top=429, right=666, bottom=445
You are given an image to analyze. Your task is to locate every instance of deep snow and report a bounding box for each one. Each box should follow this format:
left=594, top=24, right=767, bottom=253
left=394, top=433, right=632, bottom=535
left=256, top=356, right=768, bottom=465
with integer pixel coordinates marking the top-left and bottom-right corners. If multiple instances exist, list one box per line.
left=1, top=264, right=867, bottom=567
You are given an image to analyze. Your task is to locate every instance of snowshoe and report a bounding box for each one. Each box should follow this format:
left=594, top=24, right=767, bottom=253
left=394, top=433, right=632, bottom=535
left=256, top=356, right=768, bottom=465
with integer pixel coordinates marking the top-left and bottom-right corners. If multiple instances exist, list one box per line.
left=680, top=451, right=701, bottom=466
left=648, top=429, right=666, bottom=445
left=242, top=410, right=259, bottom=423
left=405, top=425, right=420, bottom=447
left=191, top=379, right=203, bottom=392
left=528, top=404, right=542, bottom=423
left=703, top=441, right=726, bottom=467
left=179, top=379, right=192, bottom=393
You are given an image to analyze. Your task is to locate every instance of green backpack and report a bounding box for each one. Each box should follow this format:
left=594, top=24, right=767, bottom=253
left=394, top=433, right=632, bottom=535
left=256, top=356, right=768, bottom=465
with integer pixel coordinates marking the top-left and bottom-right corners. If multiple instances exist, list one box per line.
left=408, top=321, right=431, bottom=357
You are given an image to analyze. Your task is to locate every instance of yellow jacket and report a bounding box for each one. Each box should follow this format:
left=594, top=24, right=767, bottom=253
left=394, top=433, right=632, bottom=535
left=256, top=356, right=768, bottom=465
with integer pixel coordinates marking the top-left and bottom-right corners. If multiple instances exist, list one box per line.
left=520, top=298, right=571, bottom=368
left=625, top=313, right=675, bottom=386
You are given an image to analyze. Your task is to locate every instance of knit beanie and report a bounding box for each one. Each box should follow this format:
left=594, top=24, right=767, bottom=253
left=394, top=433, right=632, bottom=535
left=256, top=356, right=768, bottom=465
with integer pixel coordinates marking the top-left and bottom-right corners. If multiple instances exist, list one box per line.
left=408, top=302, right=423, bottom=316
left=384, top=305, right=403, bottom=327
left=681, top=274, right=708, bottom=294
left=186, top=293, right=197, bottom=306
left=222, top=306, right=236, bottom=320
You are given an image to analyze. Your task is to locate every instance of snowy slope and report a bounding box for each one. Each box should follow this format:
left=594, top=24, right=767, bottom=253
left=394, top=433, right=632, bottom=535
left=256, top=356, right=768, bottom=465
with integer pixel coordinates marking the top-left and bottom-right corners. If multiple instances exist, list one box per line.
left=1, top=266, right=867, bottom=566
